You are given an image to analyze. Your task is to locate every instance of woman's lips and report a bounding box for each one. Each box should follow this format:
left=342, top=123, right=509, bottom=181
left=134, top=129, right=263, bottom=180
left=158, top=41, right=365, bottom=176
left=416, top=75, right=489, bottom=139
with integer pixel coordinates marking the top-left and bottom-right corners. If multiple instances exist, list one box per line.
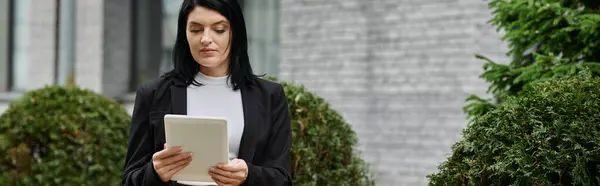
left=200, top=50, right=217, bottom=55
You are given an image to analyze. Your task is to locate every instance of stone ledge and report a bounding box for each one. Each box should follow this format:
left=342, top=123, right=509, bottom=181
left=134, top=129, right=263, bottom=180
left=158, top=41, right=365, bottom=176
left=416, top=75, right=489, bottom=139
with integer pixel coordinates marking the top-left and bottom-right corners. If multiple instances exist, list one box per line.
left=0, top=92, right=23, bottom=102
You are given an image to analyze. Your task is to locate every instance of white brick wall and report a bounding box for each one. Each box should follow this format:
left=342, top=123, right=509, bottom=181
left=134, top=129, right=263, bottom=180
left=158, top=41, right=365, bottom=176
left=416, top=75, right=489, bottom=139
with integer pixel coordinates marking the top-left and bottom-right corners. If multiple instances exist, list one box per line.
left=75, top=0, right=104, bottom=93
left=26, top=0, right=56, bottom=90
left=279, top=0, right=508, bottom=185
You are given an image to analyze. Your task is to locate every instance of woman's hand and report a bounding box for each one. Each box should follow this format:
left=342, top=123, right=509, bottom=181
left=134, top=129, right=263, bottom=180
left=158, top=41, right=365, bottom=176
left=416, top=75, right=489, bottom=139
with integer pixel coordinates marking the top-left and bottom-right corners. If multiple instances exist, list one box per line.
left=208, top=159, right=248, bottom=186
left=152, top=144, right=193, bottom=182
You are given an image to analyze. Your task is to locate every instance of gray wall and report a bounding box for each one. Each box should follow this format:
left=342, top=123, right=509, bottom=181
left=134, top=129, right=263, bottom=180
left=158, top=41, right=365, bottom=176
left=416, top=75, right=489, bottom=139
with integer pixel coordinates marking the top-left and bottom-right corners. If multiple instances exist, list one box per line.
left=103, top=0, right=133, bottom=98
left=25, top=0, right=57, bottom=90
left=0, top=0, right=8, bottom=92
left=75, top=0, right=104, bottom=93
left=279, top=0, right=508, bottom=185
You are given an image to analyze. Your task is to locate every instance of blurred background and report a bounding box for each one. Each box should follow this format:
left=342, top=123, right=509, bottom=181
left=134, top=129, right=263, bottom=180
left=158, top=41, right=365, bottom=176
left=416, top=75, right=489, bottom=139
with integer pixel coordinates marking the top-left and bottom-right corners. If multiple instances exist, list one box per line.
left=0, top=0, right=509, bottom=185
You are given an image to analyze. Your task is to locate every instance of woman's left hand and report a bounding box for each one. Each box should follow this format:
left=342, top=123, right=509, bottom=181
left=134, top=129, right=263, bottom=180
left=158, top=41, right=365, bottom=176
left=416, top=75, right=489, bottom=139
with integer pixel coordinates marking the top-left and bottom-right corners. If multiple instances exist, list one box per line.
left=208, top=158, right=248, bottom=186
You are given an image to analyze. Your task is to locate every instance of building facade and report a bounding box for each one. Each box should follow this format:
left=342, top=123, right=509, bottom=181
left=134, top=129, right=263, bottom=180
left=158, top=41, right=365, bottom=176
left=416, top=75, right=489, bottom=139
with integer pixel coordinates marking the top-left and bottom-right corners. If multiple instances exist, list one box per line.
left=0, top=0, right=508, bottom=185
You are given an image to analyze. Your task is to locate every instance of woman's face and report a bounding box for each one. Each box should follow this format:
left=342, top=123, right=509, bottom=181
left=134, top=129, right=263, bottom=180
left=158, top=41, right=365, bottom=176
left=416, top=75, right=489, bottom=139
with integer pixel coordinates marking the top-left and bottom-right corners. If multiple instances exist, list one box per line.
left=186, top=6, right=231, bottom=75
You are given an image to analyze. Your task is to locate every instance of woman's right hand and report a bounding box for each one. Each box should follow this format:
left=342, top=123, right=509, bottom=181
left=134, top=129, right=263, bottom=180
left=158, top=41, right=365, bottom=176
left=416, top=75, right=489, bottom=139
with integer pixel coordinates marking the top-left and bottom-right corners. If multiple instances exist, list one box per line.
left=153, top=144, right=193, bottom=182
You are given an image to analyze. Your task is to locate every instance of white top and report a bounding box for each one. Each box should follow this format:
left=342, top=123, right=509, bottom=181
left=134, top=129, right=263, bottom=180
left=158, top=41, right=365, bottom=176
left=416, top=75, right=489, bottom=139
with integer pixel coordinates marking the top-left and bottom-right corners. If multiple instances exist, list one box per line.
left=183, top=72, right=245, bottom=186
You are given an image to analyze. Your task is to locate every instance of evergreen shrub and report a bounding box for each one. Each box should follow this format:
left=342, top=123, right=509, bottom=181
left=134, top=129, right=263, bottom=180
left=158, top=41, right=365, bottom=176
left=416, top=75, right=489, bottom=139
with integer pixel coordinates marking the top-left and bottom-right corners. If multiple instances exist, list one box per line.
left=0, top=86, right=131, bottom=185
left=428, top=73, right=600, bottom=185
left=271, top=77, right=375, bottom=186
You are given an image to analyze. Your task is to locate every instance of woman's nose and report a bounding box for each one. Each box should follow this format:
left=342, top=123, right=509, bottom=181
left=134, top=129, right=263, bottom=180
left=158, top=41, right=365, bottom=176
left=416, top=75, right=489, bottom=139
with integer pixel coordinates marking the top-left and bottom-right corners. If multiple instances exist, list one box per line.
left=200, top=34, right=212, bottom=45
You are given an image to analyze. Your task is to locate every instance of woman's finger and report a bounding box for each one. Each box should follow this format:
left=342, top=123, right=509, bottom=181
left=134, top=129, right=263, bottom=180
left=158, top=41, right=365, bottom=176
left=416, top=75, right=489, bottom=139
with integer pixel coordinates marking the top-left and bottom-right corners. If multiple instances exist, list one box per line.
left=208, top=170, right=237, bottom=184
left=210, top=166, right=246, bottom=180
left=211, top=177, right=228, bottom=186
left=153, top=146, right=183, bottom=160
left=154, top=153, right=189, bottom=170
left=162, top=155, right=192, bottom=172
left=209, top=167, right=231, bottom=177
left=163, top=152, right=192, bottom=165
left=164, top=161, right=191, bottom=179
left=215, top=167, right=245, bottom=180
left=216, top=168, right=245, bottom=180
left=217, top=162, right=245, bottom=172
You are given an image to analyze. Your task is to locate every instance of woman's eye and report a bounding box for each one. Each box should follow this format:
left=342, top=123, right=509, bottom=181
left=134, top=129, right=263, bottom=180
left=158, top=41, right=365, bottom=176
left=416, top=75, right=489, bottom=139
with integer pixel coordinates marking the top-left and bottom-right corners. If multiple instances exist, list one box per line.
left=190, top=27, right=203, bottom=33
left=215, top=29, right=226, bottom=34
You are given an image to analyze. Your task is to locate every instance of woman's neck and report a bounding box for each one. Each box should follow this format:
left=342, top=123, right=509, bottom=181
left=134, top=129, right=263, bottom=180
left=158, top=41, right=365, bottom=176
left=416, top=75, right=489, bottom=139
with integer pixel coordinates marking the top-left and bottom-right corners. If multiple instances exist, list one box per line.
left=199, top=64, right=228, bottom=77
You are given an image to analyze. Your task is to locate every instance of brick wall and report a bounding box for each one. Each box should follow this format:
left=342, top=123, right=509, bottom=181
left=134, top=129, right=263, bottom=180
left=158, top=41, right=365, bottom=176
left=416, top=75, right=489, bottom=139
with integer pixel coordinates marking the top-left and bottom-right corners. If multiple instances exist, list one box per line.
left=27, top=0, right=57, bottom=90
left=279, top=0, right=509, bottom=185
left=75, top=0, right=104, bottom=93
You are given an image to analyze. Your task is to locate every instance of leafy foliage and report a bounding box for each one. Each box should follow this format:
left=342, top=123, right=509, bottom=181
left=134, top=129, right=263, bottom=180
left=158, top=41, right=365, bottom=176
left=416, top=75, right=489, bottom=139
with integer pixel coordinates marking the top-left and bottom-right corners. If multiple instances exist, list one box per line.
left=266, top=77, right=375, bottom=186
left=431, top=0, right=600, bottom=185
left=464, top=0, right=600, bottom=119
left=429, top=72, right=600, bottom=185
left=0, top=86, right=131, bottom=185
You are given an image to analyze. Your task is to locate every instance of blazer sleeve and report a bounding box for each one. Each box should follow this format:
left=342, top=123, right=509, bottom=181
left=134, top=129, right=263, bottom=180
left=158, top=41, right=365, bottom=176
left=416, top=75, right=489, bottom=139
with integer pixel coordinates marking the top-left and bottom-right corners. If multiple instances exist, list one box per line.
left=122, top=85, right=172, bottom=186
left=243, top=84, right=293, bottom=186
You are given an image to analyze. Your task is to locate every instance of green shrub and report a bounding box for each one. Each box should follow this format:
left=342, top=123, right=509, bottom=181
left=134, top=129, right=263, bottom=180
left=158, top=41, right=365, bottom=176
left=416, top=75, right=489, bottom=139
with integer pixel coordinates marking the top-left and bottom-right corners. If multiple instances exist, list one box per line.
left=268, top=77, right=375, bottom=186
left=428, top=73, right=600, bottom=185
left=464, top=0, right=600, bottom=119
left=0, top=79, right=374, bottom=185
left=0, top=85, right=131, bottom=185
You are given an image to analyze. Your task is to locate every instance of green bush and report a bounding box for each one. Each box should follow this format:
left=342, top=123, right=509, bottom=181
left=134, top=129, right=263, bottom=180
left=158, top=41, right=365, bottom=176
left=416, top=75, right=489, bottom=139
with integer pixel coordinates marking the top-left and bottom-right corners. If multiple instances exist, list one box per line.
left=464, top=0, right=600, bottom=119
left=0, top=79, right=374, bottom=185
left=269, top=77, right=375, bottom=186
left=428, top=73, right=600, bottom=185
left=0, top=86, right=131, bottom=185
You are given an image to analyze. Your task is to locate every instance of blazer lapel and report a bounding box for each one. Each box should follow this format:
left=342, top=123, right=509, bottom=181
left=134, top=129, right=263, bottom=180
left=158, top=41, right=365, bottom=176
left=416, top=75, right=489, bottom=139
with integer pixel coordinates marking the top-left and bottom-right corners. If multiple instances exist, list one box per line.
left=170, top=85, right=187, bottom=115
left=237, top=87, right=260, bottom=162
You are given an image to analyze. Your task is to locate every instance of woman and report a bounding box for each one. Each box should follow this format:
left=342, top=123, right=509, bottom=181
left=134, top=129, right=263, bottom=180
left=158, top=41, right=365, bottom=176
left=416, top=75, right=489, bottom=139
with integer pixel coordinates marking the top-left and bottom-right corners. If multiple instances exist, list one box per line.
left=121, top=0, right=292, bottom=185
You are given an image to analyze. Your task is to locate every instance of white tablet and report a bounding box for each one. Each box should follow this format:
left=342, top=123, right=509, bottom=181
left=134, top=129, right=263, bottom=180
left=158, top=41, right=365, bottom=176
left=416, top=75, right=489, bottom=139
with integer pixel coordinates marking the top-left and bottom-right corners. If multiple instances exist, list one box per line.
left=163, top=114, right=229, bottom=184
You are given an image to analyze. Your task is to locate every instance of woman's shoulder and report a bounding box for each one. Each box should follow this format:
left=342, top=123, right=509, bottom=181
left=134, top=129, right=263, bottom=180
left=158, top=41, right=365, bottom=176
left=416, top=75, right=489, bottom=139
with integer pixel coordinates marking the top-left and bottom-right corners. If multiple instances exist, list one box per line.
left=135, top=77, right=167, bottom=92
left=254, top=78, right=284, bottom=95
left=133, top=76, right=179, bottom=98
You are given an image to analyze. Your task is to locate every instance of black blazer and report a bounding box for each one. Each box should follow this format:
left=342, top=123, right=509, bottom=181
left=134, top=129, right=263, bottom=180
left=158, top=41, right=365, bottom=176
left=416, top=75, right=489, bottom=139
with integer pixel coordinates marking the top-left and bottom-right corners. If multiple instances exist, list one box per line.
left=121, top=76, right=292, bottom=186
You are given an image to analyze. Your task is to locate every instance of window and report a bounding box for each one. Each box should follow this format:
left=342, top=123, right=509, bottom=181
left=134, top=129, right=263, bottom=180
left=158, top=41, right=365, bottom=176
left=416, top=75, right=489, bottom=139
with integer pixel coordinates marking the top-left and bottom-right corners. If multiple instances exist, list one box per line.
left=130, top=0, right=280, bottom=90
left=0, top=0, right=10, bottom=92
left=161, top=0, right=181, bottom=76
left=130, top=0, right=165, bottom=91
left=4, top=0, right=70, bottom=92
left=55, top=0, right=76, bottom=86
left=10, top=0, right=30, bottom=92
left=243, top=0, right=280, bottom=76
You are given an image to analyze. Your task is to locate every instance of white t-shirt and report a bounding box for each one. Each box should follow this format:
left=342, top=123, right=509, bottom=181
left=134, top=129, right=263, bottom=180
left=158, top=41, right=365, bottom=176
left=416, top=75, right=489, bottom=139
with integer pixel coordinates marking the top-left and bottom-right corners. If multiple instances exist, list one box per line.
left=182, top=72, right=245, bottom=185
